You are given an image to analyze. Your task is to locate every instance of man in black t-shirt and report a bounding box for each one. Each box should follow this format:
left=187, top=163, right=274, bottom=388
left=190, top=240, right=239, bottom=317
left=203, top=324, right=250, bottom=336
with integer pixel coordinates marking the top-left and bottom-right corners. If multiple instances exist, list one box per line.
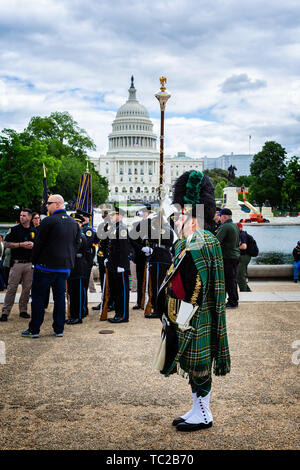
left=0, top=209, right=35, bottom=321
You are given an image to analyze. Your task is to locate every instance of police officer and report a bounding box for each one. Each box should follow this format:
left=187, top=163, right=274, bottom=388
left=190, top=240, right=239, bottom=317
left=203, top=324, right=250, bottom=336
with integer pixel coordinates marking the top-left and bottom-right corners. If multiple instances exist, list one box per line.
left=129, top=205, right=153, bottom=310
left=76, top=210, right=98, bottom=316
left=66, top=213, right=89, bottom=324
left=0, top=208, right=36, bottom=321
left=106, top=206, right=131, bottom=323
left=140, top=212, right=174, bottom=319
left=92, top=209, right=113, bottom=311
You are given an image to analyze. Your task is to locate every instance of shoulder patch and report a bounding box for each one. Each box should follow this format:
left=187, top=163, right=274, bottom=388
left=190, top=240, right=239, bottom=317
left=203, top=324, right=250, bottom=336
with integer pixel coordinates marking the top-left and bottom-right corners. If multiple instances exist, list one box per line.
left=86, top=230, right=92, bottom=237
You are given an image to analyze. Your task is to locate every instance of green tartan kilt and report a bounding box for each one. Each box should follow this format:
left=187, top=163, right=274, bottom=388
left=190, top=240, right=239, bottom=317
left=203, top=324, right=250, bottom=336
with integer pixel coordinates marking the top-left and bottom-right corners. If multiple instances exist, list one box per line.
left=168, top=307, right=214, bottom=377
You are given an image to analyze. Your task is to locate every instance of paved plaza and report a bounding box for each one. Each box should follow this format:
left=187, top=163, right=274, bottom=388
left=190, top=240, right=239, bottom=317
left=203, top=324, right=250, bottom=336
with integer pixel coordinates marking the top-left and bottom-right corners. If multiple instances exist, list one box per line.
left=0, top=280, right=299, bottom=450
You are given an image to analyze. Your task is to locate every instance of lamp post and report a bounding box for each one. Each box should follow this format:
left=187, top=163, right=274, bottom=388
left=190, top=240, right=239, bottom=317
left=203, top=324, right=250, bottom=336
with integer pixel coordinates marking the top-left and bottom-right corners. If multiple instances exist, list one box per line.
left=155, top=77, right=171, bottom=202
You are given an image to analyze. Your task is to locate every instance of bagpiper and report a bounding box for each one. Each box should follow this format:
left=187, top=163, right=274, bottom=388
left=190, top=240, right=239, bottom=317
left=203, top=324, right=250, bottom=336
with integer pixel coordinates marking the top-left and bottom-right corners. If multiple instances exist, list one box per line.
left=155, top=170, right=231, bottom=432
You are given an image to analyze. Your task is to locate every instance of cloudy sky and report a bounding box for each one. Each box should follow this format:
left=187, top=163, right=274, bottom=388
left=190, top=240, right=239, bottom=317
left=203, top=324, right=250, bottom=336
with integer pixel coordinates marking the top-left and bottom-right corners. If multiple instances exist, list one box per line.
left=1, top=0, right=300, bottom=160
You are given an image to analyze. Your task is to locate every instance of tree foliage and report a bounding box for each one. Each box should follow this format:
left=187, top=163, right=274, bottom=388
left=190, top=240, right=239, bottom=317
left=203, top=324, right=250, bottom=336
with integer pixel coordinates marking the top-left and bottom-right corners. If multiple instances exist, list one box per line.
left=281, top=156, right=300, bottom=209
left=0, top=112, right=108, bottom=220
left=249, top=141, right=286, bottom=206
left=53, top=157, right=109, bottom=206
left=203, top=168, right=229, bottom=187
left=0, top=129, right=61, bottom=219
left=23, top=111, right=96, bottom=160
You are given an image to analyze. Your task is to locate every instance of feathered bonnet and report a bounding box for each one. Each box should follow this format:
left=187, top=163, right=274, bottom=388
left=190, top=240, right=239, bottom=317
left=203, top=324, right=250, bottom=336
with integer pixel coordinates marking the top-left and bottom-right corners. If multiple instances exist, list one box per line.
left=172, top=170, right=216, bottom=228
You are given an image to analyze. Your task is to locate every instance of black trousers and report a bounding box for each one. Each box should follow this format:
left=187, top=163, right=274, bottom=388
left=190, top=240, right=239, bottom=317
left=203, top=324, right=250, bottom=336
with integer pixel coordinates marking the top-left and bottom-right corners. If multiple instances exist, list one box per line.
left=135, top=261, right=145, bottom=307
left=68, top=277, right=87, bottom=320
left=150, top=262, right=170, bottom=314
left=108, top=270, right=129, bottom=320
left=98, top=261, right=106, bottom=291
left=223, top=258, right=239, bottom=306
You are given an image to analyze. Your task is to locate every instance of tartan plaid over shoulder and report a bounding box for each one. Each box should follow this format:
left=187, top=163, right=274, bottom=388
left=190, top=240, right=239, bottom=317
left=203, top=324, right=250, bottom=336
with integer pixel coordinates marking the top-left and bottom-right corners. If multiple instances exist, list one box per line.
left=165, top=230, right=231, bottom=378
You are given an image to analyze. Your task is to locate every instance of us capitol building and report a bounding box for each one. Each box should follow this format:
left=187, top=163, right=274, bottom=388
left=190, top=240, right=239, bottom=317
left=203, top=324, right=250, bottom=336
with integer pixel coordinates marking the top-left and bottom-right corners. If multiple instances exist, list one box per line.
left=89, top=77, right=203, bottom=203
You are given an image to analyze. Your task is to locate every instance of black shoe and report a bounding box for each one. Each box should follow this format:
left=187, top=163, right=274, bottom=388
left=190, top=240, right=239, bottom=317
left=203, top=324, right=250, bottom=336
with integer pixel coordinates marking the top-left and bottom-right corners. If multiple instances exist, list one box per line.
left=0, top=314, right=8, bottom=322
left=107, top=317, right=128, bottom=323
left=176, top=421, right=213, bottom=432
left=294, top=280, right=298, bottom=283
left=145, top=312, right=160, bottom=318
left=226, top=303, right=238, bottom=309
left=66, top=318, right=82, bottom=324
left=20, top=312, right=30, bottom=319
left=132, top=304, right=142, bottom=310
left=172, top=417, right=186, bottom=426
left=92, top=304, right=100, bottom=310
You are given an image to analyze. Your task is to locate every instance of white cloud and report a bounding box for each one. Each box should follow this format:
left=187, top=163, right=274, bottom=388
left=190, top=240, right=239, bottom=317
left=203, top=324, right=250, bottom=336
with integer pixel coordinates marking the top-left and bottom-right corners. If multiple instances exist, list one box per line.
left=0, top=0, right=300, bottom=160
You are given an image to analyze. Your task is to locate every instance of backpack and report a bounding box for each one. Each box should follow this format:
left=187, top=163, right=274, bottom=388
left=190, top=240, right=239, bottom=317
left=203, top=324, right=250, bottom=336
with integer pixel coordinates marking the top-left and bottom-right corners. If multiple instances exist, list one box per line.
left=246, top=232, right=259, bottom=257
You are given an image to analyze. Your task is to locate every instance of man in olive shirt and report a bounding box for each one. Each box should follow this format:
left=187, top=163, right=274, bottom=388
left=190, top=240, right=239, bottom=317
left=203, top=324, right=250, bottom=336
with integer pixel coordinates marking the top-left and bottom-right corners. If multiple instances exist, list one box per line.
left=216, top=208, right=240, bottom=308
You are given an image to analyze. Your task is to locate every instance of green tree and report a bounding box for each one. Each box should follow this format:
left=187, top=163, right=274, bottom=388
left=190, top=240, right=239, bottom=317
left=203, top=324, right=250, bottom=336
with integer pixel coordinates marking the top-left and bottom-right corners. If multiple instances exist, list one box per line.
left=203, top=168, right=229, bottom=187
left=53, top=157, right=108, bottom=206
left=214, top=180, right=227, bottom=199
left=23, top=111, right=96, bottom=160
left=0, top=129, right=61, bottom=220
left=281, top=156, right=300, bottom=210
left=250, top=141, right=286, bottom=206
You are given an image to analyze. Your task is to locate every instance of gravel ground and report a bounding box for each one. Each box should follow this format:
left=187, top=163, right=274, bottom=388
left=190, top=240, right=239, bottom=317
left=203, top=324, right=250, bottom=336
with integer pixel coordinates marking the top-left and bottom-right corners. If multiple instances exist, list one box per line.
left=0, top=292, right=299, bottom=450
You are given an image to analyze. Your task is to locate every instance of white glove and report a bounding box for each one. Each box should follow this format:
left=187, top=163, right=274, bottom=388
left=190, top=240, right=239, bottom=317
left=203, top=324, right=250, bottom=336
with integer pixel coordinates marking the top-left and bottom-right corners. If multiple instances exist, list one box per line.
left=142, top=247, right=153, bottom=256
left=104, top=258, right=108, bottom=267
left=117, top=267, right=125, bottom=273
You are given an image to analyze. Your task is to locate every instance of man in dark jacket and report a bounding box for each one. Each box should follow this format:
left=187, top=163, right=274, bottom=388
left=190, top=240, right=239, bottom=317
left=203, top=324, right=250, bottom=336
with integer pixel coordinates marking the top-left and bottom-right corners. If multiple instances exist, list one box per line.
left=216, top=208, right=240, bottom=308
left=21, top=195, right=81, bottom=338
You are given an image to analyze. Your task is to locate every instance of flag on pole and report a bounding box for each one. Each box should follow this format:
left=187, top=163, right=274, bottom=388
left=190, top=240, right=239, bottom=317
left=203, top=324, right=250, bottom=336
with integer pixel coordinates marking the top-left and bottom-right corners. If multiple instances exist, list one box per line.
left=41, top=163, right=49, bottom=216
left=76, top=163, right=93, bottom=225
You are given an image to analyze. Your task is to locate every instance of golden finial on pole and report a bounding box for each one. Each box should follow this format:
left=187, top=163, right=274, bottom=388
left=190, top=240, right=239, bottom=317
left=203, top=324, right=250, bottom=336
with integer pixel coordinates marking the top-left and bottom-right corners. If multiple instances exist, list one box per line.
left=159, top=76, right=167, bottom=92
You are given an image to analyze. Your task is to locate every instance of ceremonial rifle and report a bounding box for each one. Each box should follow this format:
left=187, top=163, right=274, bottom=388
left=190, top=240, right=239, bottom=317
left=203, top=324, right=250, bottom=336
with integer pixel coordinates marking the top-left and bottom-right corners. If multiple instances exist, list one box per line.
left=99, top=266, right=109, bottom=321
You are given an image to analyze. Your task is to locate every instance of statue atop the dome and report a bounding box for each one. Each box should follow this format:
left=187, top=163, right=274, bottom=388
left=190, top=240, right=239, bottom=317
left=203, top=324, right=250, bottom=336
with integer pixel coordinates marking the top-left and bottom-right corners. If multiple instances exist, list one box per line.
left=159, top=76, right=167, bottom=92
left=130, top=75, right=135, bottom=88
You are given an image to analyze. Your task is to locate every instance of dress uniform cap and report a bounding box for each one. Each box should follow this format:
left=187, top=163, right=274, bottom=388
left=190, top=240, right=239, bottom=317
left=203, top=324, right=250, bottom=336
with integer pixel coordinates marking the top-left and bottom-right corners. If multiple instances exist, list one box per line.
left=71, top=212, right=85, bottom=223
left=111, top=205, right=126, bottom=216
left=76, top=209, right=91, bottom=218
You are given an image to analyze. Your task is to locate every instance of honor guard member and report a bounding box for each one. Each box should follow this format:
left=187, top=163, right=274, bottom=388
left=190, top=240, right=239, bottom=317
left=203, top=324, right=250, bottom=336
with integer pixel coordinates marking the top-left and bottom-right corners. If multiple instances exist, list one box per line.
left=92, top=208, right=113, bottom=311
left=66, top=213, right=89, bottom=324
left=106, top=205, right=130, bottom=323
left=156, top=170, right=230, bottom=432
left=76, top=210, right=98, bottom=313
left=129, top=204, right=153, bottom=310
left=0, top=208, right=35, bottom=321
left=140, top=213, right=174, bottom=319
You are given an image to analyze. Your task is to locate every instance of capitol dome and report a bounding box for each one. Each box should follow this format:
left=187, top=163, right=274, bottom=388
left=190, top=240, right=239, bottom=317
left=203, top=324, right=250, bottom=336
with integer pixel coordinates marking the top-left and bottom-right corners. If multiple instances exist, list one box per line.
left=107, top=76, right=157, bottom=154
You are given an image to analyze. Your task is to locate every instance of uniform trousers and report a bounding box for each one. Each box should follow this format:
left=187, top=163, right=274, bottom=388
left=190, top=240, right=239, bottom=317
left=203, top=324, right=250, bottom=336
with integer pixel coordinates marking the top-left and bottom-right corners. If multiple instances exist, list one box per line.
left=135, top=261, right=146, bottom=306
left=150, top=262, right=170, bottom=314
left=68, top=277, right=87, bottom=320
left=2, top=261, right=32, bottom=316
left=109, top=270, right=129, bottom=320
